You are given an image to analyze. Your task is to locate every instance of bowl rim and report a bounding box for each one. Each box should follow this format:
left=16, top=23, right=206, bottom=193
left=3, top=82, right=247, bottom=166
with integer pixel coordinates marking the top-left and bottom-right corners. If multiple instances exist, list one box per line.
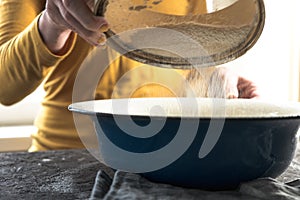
left=68, top=97, right=300, bottom=119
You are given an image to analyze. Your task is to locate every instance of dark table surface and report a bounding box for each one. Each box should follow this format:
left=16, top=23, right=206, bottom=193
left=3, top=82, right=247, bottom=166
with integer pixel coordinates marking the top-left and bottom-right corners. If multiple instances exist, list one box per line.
left=1, top=147, right=299, bottom=200
left=0, top=149, right=114, bottom=200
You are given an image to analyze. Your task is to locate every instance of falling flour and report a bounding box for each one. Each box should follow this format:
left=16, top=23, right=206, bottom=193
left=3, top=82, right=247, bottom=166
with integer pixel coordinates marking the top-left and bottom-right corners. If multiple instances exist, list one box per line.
left=185, top=67, right=239, bottom=99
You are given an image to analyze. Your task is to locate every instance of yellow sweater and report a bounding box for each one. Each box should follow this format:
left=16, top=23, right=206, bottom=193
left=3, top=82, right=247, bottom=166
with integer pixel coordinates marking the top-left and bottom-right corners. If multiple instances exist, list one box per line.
left=0, top=0, right=214, bottom=151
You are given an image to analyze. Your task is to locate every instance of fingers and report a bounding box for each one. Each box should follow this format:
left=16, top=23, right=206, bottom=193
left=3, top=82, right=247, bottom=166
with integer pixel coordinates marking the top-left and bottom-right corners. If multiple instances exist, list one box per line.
left=238, top=77, right=260, bottom=99
left=62, top=0, right=106, bottom=31
left=208, top=67, right=239, bottom=99
left=58, top=2, right=106, bottom=46
left=187, top=67, right=260, bottom=99
left=208, top=68, right=260, bottom=99
left=224, top=74, right=239, bottom=99
left=45, top=0, right=109, bottom=46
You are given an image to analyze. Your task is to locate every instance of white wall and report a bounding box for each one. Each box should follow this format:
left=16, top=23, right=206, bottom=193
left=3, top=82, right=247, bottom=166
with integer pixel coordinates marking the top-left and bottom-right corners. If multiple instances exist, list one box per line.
left=225, top=0, right=300, bottom=102
left=0, top=86, right=43, bottom=151
left=0, top=86, right=43, bottom=126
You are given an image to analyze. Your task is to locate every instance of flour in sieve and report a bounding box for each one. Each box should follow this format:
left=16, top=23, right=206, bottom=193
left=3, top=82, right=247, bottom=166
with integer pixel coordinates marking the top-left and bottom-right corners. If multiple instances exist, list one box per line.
left=158, top=23, right=252, bottom=55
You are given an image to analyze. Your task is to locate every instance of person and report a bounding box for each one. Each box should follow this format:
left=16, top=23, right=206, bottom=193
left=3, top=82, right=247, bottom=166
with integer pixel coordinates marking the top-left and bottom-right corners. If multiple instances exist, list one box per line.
left=0, top=0, right=259, bottom=152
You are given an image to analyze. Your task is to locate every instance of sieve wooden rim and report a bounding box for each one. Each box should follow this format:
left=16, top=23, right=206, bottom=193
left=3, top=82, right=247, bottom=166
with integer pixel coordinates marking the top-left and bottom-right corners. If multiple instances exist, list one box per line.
left=94, top=0, right=266, bottom=69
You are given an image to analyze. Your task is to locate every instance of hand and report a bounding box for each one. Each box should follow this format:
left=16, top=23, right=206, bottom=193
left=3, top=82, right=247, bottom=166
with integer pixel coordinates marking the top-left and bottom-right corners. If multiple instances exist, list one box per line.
left=39, top=0, right=109, bottom=54
left=208, top=67, right=260, bottom=99
left=237, top=76, right=260, bottom=99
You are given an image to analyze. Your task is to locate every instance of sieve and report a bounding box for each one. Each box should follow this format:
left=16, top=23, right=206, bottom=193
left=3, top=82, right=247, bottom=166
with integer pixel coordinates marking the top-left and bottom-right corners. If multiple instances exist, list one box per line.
left=94, top=0, right=265, bottom=69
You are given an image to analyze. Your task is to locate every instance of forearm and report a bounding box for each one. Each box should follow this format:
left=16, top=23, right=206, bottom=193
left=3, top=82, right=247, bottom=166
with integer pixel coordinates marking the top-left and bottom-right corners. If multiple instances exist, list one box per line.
left=0, top=15, right=60, bottom=105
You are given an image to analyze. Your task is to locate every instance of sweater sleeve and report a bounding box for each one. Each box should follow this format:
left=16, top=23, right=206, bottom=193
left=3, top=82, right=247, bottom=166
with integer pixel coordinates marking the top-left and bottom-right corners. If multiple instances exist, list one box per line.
left=0, top=0, right=76, bottom=105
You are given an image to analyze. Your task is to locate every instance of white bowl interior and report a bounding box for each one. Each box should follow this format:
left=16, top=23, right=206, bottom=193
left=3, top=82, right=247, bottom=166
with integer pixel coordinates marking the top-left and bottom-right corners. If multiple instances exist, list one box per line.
left=69, top=97, right=300, bottom=118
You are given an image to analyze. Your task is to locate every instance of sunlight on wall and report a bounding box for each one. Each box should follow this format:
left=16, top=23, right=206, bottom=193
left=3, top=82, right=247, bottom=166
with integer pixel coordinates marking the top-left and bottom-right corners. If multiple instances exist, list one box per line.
left=227, top=0, right=300, bottom=101
left=0, top=85, right=44, bottom=126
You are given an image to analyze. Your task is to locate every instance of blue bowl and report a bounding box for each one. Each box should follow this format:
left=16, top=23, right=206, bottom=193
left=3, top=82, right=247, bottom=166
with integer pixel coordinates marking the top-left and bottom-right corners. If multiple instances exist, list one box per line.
left=69, top=97, right=300, bottom=190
